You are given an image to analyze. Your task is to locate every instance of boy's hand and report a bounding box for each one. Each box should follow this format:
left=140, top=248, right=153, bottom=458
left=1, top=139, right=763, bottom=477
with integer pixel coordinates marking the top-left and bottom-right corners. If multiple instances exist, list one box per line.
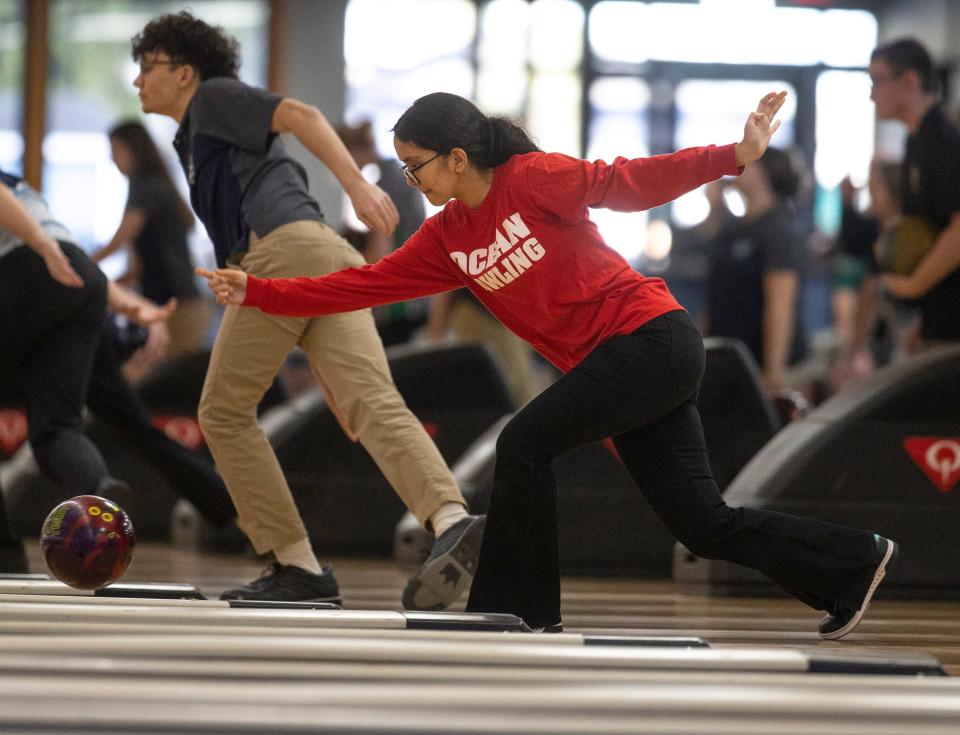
left=735, top=91, right=787, bottom=167
left=197, top=267, right=248, bottom=305
left=39, top=238, right=84, bottom=287
left=346, top=180, right=400, bottom=235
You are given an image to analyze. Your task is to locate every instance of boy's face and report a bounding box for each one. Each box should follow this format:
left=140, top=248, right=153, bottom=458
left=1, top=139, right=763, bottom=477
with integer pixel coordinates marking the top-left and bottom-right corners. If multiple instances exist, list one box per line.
left=133, top=51, right=192, bottom=118
left=869, top=58, right=906, bottom=122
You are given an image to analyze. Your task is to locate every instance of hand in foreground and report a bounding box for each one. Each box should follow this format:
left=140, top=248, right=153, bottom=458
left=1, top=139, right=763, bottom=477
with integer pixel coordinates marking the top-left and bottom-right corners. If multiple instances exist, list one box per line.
left=40, top=238, right=84, bottom=287
left=108, top=281, right=177, bottom=325
left=122, top=321, right=170, bottom=384
left=346, top=180, right=400, bottom=235
left=735, top=91, right=787, bottom=167
left=197, top=267, right=249, bottom=306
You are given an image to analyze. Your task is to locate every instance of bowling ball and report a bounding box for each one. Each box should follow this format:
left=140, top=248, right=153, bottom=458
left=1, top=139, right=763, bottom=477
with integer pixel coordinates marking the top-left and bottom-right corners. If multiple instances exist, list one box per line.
left=40, top=495, right=135, bottom=590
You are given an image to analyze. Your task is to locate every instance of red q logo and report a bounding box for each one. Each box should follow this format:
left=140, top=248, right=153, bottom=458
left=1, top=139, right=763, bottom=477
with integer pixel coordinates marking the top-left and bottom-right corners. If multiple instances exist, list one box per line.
left=904, top=437, right=960, bottom=493
left=0, top=409, right=28, bottom=456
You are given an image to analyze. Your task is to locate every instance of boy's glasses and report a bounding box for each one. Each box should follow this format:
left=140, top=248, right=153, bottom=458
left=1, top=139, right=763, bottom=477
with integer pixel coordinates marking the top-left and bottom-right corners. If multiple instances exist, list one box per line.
left=401, top=153, right=442, bottom=186
left=138, top=59, right=182, bottom=75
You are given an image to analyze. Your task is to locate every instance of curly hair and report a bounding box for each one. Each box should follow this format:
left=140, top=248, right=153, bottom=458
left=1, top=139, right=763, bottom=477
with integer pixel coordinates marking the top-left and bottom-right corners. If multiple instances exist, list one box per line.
left=132, top=11, right=240, bottom=81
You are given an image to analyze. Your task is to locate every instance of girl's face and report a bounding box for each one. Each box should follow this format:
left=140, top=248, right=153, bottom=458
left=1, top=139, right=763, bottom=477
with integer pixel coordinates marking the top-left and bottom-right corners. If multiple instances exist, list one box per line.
left=110, top=138, right=134, bottom=177
left=394, top=138, right=456, bottom=206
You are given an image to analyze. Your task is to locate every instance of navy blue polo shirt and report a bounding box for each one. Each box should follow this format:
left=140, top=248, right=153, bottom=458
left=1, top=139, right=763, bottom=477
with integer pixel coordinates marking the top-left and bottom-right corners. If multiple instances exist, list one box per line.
left=173, top=77, right=322, bottom=268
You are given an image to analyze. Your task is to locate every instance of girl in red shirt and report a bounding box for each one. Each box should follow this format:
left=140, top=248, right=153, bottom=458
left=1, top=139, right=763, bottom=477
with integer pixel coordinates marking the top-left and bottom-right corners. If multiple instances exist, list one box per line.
left=201, top=92, right=896, bottom=640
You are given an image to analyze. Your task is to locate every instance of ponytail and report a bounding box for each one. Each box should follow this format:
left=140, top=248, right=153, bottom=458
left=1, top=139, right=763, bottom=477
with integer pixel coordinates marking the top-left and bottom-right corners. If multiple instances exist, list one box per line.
left=393, top=92, right=539, bottom=169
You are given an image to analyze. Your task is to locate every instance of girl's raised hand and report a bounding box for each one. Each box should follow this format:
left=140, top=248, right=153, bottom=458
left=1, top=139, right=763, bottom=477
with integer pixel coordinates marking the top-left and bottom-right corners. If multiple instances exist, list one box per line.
left=197, top=267, right=248, bottom=306
left=735, top=91, right=787, bottom=166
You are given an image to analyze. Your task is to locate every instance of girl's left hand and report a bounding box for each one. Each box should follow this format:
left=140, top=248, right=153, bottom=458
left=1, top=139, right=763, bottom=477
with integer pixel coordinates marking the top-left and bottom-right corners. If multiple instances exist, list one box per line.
left=735, top=91, right=787, bottom=166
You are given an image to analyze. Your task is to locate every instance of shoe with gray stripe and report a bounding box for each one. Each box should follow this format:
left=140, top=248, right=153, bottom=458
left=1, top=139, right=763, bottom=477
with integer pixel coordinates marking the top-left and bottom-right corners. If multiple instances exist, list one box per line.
left=402, top=515, right=486, bottom=611
left=819, top=535, right=898, bottom=640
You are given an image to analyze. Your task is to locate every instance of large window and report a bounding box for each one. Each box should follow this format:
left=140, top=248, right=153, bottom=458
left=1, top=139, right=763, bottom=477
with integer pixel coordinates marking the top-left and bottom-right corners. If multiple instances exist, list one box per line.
left=0, top=4, right=24, bottom=173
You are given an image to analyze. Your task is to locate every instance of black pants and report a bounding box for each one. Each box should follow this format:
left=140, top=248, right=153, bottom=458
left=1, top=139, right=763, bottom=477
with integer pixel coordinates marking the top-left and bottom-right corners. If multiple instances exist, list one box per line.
left=0, top=243, right=109, bottom=491
left=1, top=245, right=234, bottom=525
left=86, top=335, right=236, bottom=525
left=465, top=310, right=879, bottom=628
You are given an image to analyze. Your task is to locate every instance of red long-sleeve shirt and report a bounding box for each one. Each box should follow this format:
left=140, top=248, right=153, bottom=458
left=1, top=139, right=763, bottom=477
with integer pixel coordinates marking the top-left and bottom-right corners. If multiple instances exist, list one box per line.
left=244, top=145, right=740, bottom=372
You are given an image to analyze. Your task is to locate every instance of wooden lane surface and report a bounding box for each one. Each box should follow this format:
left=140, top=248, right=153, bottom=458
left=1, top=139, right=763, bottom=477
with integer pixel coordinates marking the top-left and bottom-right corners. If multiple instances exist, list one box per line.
left=23, top=540, right=960, bottom=675
left=2, top=671, right=960, bottom=735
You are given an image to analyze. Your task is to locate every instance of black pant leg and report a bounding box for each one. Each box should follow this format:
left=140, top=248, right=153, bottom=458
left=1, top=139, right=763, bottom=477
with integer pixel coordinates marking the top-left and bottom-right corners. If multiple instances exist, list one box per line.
left=86, top=334, right=237, bottom=525
left=1, top=244, right=110, bottom=492
left=612, top=401, right=878, bottom=611
left=466, top=312, right=699, bottom=627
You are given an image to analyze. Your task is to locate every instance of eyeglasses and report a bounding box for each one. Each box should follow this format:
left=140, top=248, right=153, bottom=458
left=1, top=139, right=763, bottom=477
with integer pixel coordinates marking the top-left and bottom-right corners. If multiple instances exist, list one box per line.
left=138, top=59, right=182, bottom=76
left=401, top=152, right=442, bottom=186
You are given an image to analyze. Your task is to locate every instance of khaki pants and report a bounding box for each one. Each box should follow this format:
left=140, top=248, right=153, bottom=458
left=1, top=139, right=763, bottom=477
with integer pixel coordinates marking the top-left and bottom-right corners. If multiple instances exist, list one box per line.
left=198, top=221, right=463, bottom=554
left=449, top=298, right=540, bottom=406
left=165, top=296, right=214, bottom=359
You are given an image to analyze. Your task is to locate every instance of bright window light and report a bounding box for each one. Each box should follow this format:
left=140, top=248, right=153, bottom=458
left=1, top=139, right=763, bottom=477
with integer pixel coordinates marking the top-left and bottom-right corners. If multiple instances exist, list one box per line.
left=589, top=2, right=873, bottom=68
left=479, top=0, right=528, bottom=71
left=530, top=0, right=583, bottom=72
left=588, top=2, right=648, bottom=64
left=528, top=72, right=581, bottom=156
left=345, top=0, right=475, bottom=71
left=815, top=70, right=874, bottom=189
left=675, top=79, right=796, bottom=150
left=477, top=0, right=529, bottom=114
left=672, top=187, right=711, bottom=229
left=820, top=10, right=878, bottom=68
left=589, top=76, right=651, bottom=113
left=591, top=209, right=648, bottom=264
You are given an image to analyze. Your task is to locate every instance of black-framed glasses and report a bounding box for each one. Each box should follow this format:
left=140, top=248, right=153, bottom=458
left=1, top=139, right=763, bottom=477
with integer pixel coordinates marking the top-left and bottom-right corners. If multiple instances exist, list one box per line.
left=401, top=152, right=442, bottom=186
left=138, top=58, right=182, bottom=76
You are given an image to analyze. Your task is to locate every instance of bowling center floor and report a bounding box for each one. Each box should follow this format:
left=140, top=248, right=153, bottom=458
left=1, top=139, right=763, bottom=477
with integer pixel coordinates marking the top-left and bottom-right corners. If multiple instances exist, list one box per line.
left=0, top=538, right=957, bottom=734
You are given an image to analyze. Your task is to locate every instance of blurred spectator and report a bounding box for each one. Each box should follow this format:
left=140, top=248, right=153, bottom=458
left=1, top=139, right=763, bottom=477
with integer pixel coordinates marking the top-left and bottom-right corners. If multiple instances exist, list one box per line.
left=870, top=38, right=960, bottom=347
left=667, top=180, right=735, bottom=324
left=93, top=121, right=212, bottom=379
left=704, top=147, right=808, bottom=395
left=831, top=177, right=880, bottom=353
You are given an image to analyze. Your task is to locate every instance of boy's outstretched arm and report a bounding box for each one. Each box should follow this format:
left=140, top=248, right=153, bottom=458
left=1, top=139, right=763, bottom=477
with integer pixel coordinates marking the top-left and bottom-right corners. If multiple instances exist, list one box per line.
left=271, top=98, right=399, bottom=235
left=735, top=91, right=787, bottom=167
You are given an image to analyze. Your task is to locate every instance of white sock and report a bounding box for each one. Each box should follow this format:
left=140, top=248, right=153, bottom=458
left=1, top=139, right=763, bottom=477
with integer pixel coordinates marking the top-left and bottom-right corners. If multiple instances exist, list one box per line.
left=274, top=538, right=322, bottom=575
left=429, top=502, right=468, bottom=537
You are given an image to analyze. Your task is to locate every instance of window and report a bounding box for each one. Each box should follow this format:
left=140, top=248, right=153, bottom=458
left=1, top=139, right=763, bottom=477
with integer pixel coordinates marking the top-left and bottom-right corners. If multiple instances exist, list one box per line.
left=0, top=4, right=24, bottom=173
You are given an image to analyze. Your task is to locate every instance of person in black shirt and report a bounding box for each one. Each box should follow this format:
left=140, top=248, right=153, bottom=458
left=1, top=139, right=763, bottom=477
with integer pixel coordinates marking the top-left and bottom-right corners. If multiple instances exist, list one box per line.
left=869, top=38, right=960, bottom=344
left=705, top=147, right=807, bottom=395
left=94, top=121, right=213, bottom=376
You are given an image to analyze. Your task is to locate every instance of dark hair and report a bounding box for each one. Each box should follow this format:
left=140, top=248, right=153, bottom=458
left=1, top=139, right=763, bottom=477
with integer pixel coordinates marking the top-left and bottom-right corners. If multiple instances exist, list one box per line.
left=131, top=11, right=240, bottom=81
left=109, top=120, right=194, bottom=229
left=871, top=38, right=936, bottom=94
left=392, top=92, right=539, bottom=168
left=336, top=120, right=376, bottom=151
left=756, top=147, right=800, bottom=201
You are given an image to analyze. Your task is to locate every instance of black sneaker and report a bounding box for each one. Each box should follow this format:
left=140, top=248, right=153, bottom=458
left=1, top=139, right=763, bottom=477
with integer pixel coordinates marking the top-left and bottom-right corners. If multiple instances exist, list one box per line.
left=402, top=515, right=485, bottom=611
left=219, top=563, right=342, bottom=605
left=819, top=535, right=898, bottom=640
